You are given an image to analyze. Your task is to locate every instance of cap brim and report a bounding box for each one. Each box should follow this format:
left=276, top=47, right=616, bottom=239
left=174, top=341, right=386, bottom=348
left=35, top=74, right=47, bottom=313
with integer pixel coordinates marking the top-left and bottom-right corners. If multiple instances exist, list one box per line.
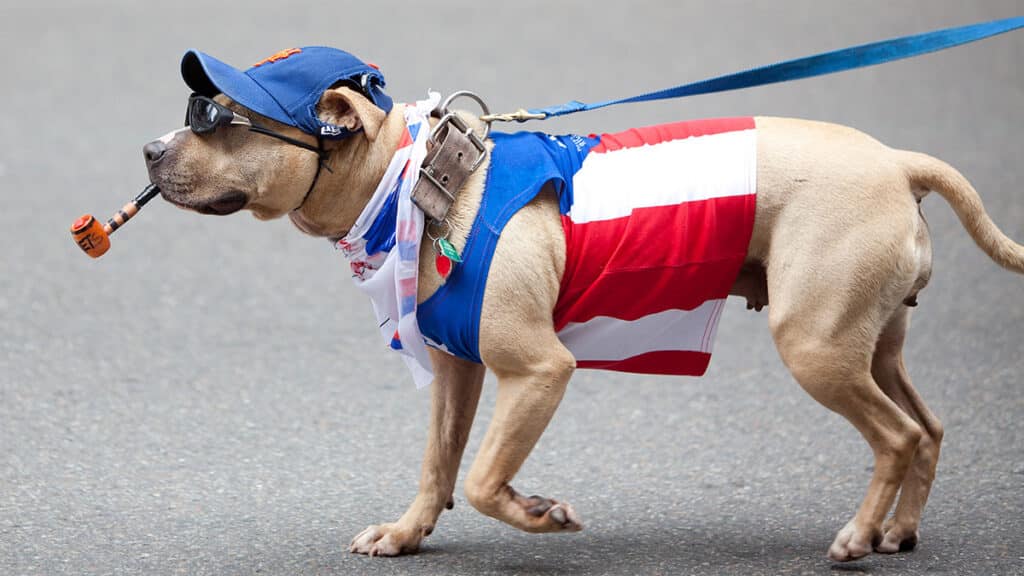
left=181, top=50, right=295, bottom=127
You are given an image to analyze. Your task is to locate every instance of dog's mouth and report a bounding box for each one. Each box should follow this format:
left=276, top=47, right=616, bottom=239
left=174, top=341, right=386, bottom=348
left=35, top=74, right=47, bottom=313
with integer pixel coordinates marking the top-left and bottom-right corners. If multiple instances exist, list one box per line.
left=161, top=188, right=248, bottom=216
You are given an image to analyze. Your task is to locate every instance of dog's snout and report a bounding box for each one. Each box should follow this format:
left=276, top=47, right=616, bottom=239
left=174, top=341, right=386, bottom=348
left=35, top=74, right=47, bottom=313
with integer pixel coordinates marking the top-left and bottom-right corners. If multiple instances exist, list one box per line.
left=143, top=140, right=167, bottom=165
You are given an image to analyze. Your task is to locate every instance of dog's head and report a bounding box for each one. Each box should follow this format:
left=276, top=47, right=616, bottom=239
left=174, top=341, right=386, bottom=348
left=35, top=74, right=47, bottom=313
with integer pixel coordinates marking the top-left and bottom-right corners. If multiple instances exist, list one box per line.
left=145, top=47, right=396, bottom=236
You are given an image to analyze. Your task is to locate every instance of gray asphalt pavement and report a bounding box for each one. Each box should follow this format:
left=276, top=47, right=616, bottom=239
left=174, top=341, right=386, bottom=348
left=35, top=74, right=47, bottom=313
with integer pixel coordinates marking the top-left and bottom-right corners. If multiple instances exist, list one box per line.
left=2, top=1, right=1022, bottom=575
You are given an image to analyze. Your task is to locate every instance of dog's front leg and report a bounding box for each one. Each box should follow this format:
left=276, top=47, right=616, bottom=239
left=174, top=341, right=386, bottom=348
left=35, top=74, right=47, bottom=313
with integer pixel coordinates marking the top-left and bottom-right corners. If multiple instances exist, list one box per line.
left=350, top=351, right=484, bottom=556
left=465, top=330, right=581, bottom=533
left=456, top=190, right=581, bottom=533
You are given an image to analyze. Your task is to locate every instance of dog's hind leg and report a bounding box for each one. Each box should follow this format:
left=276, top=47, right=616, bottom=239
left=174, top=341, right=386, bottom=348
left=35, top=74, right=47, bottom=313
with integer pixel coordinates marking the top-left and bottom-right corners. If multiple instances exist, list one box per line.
left=765, top=202, right=927, bottom=560
left=870, top=308, right=943, bottom=554
left=350, top=351, right=485, bottom=556
left=772, top=303, right=923, bottom=562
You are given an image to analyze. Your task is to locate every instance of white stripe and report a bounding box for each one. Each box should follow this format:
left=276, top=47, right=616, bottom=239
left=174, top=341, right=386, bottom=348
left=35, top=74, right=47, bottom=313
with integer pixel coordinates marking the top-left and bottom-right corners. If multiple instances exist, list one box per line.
left=556, top=300, right=726, bottom=362
left=569, top=129, right=757, bottom=224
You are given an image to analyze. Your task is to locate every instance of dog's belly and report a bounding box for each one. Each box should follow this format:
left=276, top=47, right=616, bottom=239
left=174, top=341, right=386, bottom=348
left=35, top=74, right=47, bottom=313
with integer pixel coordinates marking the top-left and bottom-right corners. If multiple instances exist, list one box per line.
left=553, top=118, right=758, bottom=376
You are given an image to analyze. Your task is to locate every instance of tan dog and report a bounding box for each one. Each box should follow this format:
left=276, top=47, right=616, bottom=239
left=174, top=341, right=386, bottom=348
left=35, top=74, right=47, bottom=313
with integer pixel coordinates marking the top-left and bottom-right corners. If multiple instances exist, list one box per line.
left=145, top=84, right=1023, bottom=562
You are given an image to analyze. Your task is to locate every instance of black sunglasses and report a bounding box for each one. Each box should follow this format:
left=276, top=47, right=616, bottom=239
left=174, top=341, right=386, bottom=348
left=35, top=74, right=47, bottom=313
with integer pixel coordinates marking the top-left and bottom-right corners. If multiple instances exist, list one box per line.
left=185, top=95, right=326, bottom=159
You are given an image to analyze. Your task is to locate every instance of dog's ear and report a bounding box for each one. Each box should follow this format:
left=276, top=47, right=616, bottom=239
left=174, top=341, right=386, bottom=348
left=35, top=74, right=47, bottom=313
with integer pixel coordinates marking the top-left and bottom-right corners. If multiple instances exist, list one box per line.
left=317, top=86, right=386, bottom=141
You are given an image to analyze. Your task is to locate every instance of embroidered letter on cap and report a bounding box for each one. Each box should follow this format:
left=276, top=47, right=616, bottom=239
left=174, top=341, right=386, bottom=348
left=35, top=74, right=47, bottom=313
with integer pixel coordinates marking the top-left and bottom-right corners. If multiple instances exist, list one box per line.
left=252, top=48, right=301, bottom=67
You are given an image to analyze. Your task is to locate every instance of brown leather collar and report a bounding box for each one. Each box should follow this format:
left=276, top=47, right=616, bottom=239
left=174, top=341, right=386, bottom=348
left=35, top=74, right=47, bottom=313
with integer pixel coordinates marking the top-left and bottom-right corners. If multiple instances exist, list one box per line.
left=410, top=111, right=487, bottom=224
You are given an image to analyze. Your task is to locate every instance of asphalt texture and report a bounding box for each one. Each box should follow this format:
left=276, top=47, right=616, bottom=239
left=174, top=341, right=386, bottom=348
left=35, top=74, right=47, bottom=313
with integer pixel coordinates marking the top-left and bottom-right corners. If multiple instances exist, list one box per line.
left=2, top=2, right=1023, bottom=575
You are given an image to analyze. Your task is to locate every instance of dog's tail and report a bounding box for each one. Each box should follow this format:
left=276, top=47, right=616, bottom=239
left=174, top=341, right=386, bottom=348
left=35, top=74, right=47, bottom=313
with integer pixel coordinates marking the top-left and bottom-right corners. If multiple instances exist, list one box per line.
left=900, top=151, right=1024, bottom=273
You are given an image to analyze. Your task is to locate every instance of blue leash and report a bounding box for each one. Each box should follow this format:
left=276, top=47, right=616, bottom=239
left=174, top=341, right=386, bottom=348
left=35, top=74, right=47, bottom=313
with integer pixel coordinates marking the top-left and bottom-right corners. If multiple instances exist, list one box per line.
left=488, top=16, right=1023, bottom=122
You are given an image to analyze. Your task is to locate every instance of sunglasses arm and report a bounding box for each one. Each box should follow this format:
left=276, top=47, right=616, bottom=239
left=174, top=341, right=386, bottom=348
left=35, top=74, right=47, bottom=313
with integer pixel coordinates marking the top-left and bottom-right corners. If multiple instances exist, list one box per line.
left=247, top=125, right=327, bottom=160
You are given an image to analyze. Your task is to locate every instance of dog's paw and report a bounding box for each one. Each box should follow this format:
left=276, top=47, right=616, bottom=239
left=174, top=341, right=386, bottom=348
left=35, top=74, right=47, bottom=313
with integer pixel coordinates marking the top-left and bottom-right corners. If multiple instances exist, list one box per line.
left=876, top=518, right=919, bottom=554
left=349, top=523, right=424, bottom=557
left=519, top=494, right=583, bottom=533
left=543, top=502, right=583, bottom=532
left=827, top=520, right=878, bottom=562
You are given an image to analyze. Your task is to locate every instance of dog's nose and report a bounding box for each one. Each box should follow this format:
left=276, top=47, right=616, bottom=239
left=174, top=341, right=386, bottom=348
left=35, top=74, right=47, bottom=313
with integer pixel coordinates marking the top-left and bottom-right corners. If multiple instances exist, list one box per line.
left=143, top=140, right=167, bottom=165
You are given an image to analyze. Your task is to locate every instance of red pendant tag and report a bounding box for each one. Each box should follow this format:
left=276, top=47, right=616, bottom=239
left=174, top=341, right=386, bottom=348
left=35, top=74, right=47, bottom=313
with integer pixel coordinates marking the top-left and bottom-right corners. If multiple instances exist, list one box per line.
left=435, top=253, right=452, bottom=278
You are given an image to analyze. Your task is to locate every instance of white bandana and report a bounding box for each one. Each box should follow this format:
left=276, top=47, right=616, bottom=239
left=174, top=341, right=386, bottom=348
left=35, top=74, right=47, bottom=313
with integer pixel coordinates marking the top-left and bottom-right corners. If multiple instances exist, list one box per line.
left=335, top=94, right=439, bottom=388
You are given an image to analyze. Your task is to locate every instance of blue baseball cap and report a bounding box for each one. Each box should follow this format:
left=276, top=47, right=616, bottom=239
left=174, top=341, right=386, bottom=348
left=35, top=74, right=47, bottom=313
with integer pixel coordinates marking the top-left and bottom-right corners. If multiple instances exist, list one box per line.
left=181, top=46, right=393, bottom=139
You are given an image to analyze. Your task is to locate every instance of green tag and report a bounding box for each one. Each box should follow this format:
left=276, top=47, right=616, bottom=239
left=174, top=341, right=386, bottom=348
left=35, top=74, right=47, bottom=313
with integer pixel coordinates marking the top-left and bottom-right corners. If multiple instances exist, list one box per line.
left=437, top=237, right=462, bottom=263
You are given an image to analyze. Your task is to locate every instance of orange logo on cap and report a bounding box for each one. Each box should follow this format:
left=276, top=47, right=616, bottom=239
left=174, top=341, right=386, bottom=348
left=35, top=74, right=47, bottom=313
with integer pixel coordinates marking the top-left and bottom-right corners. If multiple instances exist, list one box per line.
left=252, top=48, right=301, bottom=67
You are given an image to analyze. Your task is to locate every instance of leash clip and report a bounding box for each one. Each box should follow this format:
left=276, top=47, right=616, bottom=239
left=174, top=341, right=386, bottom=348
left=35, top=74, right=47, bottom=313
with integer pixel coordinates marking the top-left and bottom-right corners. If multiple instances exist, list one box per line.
left=479, top=108, right=547, bottom=123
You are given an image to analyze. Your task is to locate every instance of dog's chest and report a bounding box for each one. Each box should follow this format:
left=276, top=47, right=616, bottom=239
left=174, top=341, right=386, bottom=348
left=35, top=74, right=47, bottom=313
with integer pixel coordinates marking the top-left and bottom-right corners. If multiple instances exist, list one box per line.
left=419, top=118, right=758, bottom=376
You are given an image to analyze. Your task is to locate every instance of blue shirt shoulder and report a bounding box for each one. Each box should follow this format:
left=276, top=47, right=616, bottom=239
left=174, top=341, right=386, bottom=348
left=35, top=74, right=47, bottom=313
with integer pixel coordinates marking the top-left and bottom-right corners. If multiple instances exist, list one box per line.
left=415, top=131, right=598, bottom=362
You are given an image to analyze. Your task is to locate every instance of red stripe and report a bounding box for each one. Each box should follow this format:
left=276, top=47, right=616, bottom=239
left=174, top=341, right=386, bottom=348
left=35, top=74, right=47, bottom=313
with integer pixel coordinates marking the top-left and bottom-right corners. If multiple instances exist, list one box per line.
left=554, top=193, right=755, bottom=330
left=576, top=350, right=711, bottom=376
left=591, top=117, right=755, bottom=154
left=399, top=276, right=417, bottom=296
left=397, top=217, right=418, bottom=241
left=397, top=127, right=414, bottom=149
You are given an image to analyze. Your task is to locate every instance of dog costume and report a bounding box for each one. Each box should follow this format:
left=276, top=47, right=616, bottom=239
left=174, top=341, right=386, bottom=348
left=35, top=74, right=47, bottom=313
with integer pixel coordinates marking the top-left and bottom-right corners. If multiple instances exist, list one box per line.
left=418, top=118, right=757, bottom=376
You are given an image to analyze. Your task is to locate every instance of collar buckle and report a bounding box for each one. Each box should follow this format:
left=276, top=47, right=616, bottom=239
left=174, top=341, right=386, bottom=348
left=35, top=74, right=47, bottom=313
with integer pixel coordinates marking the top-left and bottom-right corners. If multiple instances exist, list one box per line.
left=411, top=99, right=489, bottom=224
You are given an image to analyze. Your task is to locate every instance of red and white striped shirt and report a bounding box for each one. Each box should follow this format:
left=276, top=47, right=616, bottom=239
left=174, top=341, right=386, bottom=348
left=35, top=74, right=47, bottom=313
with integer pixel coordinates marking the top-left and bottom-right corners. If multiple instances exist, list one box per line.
left=553, top=118, right=757, bottom=376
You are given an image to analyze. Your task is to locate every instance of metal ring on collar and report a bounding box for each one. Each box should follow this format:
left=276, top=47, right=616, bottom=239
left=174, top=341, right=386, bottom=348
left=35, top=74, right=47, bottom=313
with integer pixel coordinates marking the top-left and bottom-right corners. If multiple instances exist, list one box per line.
left=425, top=218, right=451, bottom=242
left=439, top=91, right=491, bottom=140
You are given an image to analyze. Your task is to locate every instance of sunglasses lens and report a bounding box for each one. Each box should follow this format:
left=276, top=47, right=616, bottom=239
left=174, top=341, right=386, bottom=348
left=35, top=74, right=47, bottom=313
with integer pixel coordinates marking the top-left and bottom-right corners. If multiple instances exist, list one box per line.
left=186, top=97, right=224, bottom=134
